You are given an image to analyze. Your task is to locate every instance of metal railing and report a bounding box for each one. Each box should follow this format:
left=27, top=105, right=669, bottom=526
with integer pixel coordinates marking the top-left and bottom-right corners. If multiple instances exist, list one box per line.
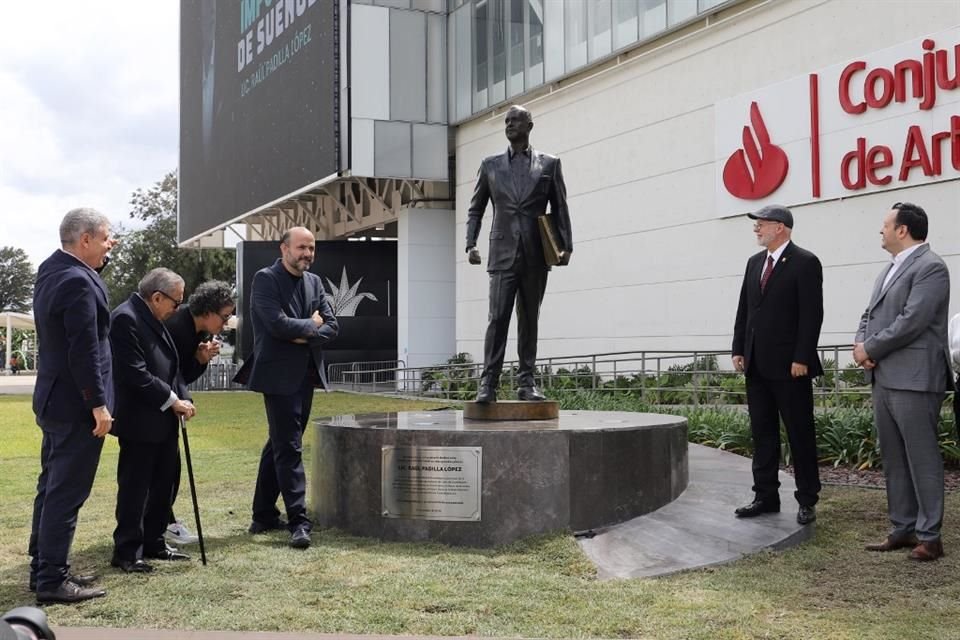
left=187, top=361, right=245, bottom=392
left=328, top=360, right=406, bottom=392
left=320, top=345, right=872, bottom=407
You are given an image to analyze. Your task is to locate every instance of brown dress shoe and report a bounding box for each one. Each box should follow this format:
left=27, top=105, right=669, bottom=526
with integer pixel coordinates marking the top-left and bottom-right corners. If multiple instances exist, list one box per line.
left=865, top=534, right=919, bottom=552
left=909, top=539, right=944, bottom=561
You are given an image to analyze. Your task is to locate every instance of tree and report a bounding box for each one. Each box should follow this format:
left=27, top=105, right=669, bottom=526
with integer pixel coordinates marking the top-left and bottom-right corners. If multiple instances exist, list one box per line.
left=103, top=171, right=236, bottom=304
left=0, top=246, right=35, bottom=312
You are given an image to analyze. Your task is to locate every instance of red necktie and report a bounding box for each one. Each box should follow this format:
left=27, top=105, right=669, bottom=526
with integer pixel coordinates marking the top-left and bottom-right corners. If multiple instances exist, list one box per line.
left=760, top=255, right=774, bottom=293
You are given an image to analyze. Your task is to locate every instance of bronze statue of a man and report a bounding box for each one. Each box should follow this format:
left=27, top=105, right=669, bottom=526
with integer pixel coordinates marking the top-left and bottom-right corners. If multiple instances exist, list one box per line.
left=466, top=105, right=573, bottom=403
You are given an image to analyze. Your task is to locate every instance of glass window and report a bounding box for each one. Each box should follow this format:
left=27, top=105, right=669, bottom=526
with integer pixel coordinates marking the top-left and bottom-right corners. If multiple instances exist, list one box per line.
left=699, top=0, right=727, bottom=8
left=454, top=4, right=471, bottom=120
left=543, top=0, right=563, bottom=81
left=612, top=0, right=639, bottom=50
left=508, top=0, right=525, bottom=97
left=588, top=0, right=612, bottom=62
left=474, top=0, right=489, bottom=111
left=640, top=0, right=666, bottom=38
left=667, top=0, right=698, bottom=25
left=526, top=0, right=544, bottom=88
left=491, top=0, right=506, bottom=104
left=564, top=0, right=586, bottom=71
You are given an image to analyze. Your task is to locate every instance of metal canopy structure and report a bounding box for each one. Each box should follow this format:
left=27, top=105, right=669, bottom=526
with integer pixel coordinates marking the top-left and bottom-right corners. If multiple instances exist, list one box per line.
left=182, top=176, right=450, bottom=247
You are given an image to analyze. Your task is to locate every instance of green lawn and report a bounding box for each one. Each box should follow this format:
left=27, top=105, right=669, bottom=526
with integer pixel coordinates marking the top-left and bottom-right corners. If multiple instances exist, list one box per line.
left=1, top=392, right=959, bottom=639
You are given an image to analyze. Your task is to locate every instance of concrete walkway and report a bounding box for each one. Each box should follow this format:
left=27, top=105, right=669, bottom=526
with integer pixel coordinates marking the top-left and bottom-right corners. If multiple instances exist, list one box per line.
left=578, top=443, right=813, bottom=578
left=0, top=373, right=35, bottom=395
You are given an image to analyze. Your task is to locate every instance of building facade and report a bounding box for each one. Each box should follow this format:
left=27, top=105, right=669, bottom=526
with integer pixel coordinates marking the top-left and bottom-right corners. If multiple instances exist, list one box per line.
left=451, top=0, right=960, bottom=362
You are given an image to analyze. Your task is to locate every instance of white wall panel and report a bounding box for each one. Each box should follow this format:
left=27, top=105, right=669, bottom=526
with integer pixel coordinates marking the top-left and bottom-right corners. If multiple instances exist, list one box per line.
left=351, top=4, right=390, bottom=120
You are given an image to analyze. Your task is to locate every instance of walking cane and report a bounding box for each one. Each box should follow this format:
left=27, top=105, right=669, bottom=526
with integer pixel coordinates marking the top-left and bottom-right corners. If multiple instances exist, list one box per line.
left=180, top=414, right=207, bottom=565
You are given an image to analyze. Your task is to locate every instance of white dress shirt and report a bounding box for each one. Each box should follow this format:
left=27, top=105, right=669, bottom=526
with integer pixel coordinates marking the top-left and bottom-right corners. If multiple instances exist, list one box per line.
left=760, top=241, right=790, bottom=282
left=881, top=242, right=924, bottom=291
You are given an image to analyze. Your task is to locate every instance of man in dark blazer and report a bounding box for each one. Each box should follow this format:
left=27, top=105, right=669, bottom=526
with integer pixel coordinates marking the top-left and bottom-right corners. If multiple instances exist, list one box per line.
left=163, top=280, right=235, bottom=545
left=855, top=202, right=951, bottom=561
left=29, top=208, right=116, bottom=604
left=109, top=268, right=196, bottom=573
left=466, top=105, right=573, bottom=403
left=731, top=204, right=823, bottom=526
left=244, top=227, right=338, bottom=549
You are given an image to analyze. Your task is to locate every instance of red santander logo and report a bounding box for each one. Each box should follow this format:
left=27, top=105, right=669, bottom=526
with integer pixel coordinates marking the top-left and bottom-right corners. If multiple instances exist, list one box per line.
left=722, top=102, right=789, bottom=199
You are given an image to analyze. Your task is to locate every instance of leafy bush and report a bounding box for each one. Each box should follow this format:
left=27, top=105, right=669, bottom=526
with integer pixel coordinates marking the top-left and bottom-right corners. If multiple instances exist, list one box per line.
left=548, top=388, right=959, bottom=469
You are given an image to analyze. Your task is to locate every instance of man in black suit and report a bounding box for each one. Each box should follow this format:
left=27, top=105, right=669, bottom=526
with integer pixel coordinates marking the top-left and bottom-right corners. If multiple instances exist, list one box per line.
left=109, top=268, right=196, bottom=573
left=731, top=205, right=823, bottom=525
left=244, top=227, right=338, bottom=548
left=466, top=105, right=573, bottom=403
left=29, top=208, right=116, bottom=604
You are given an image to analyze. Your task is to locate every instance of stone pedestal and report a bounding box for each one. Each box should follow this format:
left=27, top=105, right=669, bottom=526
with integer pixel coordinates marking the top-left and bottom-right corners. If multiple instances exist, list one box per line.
left=311, top=410, right=688, bottom=547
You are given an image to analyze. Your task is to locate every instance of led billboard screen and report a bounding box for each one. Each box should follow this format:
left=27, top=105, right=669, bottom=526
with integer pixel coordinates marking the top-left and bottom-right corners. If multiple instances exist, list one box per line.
left=179, top=0, right=339, bottom=243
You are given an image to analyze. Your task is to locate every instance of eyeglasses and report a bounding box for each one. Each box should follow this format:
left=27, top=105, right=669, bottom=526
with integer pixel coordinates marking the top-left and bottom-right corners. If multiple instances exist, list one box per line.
left=753, top=220, right=782, bottom=229
left=155, top=290, right=183, bottom=309
left=218, top=312, right=232, bottom=323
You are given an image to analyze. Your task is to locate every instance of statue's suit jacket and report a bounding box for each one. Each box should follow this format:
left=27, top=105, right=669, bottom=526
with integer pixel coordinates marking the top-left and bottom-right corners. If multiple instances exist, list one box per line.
left=466, top=148, right=573, bottom=271
left=855, top=243, right=953, bottom=393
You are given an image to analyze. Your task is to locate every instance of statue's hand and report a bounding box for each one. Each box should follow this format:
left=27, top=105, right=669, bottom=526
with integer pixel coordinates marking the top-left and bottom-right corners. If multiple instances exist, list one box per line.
left=468, top=247, right=482, bottom=265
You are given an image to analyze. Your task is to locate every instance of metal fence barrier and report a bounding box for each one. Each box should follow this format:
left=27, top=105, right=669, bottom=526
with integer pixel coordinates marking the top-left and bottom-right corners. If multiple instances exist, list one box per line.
left=328, top=360, right=406, bottom=393
left=183, top=346, right=872, bottom=407
left=187, top=361, right=245, bottom=392
left=317, top=345, right=872, bottom=406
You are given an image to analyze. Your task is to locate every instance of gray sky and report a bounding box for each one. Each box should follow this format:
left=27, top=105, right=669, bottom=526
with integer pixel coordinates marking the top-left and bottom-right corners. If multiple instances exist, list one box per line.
left=0, top=2, right=178, bottom=269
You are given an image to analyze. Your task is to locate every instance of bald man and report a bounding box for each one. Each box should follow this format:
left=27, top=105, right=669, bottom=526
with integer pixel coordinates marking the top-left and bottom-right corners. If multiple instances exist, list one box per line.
left=243, top=227, right=338, bottom=549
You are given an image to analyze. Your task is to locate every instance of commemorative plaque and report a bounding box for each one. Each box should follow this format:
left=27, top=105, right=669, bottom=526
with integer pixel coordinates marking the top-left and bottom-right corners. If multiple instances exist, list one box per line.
left=382, top=446, right=482, bottom=521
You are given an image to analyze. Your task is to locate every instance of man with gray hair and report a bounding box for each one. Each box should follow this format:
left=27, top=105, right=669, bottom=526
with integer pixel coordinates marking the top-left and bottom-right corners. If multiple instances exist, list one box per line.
left=109, top=268, right=197, bottom=573
left=30, top=207, right=117, bottom=604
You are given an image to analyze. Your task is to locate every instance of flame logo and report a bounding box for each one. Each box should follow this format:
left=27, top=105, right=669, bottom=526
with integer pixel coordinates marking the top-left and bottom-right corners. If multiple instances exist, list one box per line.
left=722, top=102, right=789, bottom=200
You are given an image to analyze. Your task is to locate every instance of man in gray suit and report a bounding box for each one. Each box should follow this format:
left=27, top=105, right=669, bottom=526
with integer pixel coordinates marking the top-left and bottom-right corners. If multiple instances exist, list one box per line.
left=466, top=105, right=573, bottom=403
left=854, top=202, right=952, bottom=561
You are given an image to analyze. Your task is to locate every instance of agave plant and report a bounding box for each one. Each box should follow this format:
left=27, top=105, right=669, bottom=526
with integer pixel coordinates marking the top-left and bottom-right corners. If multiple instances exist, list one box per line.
left=324, top=267, right=378, bottom=316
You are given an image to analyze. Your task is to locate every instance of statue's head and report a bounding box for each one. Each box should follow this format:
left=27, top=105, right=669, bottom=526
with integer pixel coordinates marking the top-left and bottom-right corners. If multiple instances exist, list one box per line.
left=504, top=105, right=533, bottom=146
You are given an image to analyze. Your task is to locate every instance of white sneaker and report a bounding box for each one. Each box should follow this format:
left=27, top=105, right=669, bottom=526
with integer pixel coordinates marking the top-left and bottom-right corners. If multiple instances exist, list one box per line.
left=165, top=521, right=199, bottom=545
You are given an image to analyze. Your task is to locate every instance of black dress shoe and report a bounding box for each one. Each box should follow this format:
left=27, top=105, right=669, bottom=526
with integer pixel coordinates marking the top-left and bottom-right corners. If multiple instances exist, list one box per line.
left=517, top=386, right=546, bottom=401
left=475, top=386, right=496, bottom=403
left=110, top=557, right=154, bottom=573
left=143, top=546, right=190, bottom=561
left=734, top=500, right=780, bottom=518
left=249, top=518, right=287, bottom=534
left=290, top=526, right=311, bottom=549
left=797, top=506, right=816, bottom=525
left=30, top=573, right=99, bottom=592
left=36, top=579, right=106, bottom=604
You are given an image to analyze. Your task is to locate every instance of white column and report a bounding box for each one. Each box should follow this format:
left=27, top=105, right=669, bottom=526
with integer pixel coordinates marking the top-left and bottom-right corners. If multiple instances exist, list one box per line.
left=397, top=207, right=456, bottom=380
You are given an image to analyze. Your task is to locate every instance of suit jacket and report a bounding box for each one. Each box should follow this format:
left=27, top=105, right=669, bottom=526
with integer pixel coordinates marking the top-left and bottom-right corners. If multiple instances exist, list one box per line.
left=164, top=305, right=207, bottom=388
left=109, top=294, right=188, bottom=443
left=855, top=243, right=953, bottom=393
left=32, top=249, right=114, bottom=425
left=466, top=148, right=573, bottom=272
left=732, top=242, right=824, bottom=380
left=244, top=259, right=339, bottom=395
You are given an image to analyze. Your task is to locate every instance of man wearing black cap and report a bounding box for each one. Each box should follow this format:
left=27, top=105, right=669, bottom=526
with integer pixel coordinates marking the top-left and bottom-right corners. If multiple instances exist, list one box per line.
left=731, top=204, right=823, bottom=525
